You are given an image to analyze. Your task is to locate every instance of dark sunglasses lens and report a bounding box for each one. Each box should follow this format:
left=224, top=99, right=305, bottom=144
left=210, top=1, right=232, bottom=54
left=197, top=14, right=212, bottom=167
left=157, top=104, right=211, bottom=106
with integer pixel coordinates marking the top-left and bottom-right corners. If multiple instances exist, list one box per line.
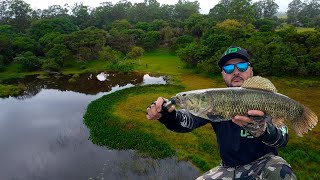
left=223, top=64, right=234, bottom=74
left=237, top=62, right=249, bottom=72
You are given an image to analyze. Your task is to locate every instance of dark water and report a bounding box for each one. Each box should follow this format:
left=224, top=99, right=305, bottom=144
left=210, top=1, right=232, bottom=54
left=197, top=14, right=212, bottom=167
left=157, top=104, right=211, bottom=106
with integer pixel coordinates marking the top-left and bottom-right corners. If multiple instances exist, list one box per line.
left=0, top=72, right=200, bottom=180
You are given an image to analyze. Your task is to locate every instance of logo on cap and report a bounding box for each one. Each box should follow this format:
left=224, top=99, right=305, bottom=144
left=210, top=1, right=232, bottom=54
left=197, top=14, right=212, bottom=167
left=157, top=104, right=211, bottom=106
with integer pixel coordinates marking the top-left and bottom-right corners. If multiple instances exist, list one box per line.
left=224, top=47, right=241, bottom=55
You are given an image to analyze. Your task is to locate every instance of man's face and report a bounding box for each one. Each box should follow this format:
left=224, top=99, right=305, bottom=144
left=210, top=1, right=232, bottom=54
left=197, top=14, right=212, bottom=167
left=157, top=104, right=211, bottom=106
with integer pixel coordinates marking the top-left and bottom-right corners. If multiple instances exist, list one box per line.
left=221, top=58, right=253, bottom=87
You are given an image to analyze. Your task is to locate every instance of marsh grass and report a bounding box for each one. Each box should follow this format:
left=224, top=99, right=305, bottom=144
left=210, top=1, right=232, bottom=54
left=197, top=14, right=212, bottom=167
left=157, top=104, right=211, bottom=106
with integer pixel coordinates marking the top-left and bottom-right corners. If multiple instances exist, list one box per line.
left=0, top=84, right=25, bottom=98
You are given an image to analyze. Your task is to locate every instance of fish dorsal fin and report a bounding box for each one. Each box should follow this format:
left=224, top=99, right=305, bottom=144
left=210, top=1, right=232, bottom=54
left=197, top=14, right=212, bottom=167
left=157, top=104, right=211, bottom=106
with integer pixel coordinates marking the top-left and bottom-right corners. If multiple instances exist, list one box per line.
left=241, top=76, right=277, bottom=93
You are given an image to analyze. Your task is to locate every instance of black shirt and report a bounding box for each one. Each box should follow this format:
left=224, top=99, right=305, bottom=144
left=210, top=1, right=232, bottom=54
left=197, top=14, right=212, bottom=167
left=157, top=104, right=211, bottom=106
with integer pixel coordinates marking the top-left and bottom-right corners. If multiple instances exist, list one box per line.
left=159, top=110, right=288, bottom=167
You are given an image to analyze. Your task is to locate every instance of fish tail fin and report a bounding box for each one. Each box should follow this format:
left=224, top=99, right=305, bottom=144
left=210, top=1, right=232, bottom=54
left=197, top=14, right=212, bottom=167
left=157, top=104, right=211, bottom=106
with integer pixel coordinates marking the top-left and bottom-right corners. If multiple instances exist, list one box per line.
left=292, top=106, right=318, bottom=137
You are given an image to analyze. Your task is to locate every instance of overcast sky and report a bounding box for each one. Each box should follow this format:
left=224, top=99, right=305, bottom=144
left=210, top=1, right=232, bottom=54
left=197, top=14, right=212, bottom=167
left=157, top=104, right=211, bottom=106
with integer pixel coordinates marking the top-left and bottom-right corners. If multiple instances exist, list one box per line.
left=24, top=0, right=291, bottom=14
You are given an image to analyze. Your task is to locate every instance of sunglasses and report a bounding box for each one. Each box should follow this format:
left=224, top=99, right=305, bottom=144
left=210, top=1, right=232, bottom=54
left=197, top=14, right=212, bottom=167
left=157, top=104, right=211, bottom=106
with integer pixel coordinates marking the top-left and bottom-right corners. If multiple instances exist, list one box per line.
left=223, top=62, right=250, bottom=74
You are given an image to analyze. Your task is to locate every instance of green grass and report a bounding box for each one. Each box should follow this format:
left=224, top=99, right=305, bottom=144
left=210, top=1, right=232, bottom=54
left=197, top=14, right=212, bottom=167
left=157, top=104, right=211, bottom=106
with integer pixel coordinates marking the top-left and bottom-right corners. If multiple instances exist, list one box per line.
left=296, top=27, right=315, bottom=33
left=135, top=50, right=192, bottom=75
left=83, top=85, right=184, bottom=159
left=0, top=84, right=25, bottom=98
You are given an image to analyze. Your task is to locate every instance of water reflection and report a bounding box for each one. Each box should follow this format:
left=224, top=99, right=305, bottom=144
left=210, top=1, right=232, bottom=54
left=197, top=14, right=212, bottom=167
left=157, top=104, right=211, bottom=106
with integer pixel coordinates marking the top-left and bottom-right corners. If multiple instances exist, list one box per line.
left=0, top=72, right=200, bottom=180
left=96, top=72, right=109, bottom=81
left=2, top=71, right=167, bottom=99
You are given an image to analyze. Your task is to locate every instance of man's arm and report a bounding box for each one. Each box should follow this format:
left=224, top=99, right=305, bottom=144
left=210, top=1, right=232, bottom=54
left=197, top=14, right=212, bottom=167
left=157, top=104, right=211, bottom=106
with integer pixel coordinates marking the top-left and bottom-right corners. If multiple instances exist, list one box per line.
left=257, top=117, right=288, bottom=147
left=146, top=97, right=209, bottom=133
left=232, top=110, right=288, bottom=148
left=158, top=109, right=209, bottom=133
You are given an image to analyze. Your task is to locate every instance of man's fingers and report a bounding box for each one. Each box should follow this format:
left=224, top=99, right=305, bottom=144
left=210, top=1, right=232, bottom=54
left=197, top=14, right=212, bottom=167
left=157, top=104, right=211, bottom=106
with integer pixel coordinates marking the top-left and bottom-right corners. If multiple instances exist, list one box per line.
left=232, top=115, right=253, bottom=127
left=150, top=103, right=158, bottom=116
left=156, top=97, right=164, bottom=112
left=248, top=110, right=264, bottom=117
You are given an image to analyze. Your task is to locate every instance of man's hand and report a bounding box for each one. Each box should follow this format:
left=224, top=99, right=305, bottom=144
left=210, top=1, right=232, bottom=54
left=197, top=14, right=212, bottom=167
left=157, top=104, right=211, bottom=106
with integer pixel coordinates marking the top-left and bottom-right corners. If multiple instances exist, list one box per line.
left=146, top=97, right=175, bottom=120
left=232, top=110, right=267, bottom=137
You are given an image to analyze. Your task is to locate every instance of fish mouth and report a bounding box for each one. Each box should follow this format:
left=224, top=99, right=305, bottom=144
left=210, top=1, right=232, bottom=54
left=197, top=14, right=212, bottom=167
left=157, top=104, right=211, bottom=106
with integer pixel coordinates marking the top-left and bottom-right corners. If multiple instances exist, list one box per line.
left=171, top=94, right=193, bottom=108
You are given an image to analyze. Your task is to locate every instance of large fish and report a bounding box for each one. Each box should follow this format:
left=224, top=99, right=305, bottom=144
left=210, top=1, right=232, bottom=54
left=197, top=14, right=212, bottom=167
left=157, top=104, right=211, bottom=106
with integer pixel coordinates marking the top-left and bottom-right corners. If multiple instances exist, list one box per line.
left=166, top=76, right=318, bottom=136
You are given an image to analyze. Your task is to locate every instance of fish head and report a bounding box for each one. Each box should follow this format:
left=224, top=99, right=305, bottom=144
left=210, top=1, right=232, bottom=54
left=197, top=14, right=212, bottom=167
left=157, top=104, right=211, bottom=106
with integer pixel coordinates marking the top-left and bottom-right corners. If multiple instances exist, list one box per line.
left=172, top=91, right=211, bottom=113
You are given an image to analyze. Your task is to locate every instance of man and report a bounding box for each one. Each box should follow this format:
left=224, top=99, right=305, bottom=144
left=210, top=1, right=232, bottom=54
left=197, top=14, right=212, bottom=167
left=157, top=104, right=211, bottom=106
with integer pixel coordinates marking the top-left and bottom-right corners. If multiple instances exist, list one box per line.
left=146, top=46, right=296, bottom=179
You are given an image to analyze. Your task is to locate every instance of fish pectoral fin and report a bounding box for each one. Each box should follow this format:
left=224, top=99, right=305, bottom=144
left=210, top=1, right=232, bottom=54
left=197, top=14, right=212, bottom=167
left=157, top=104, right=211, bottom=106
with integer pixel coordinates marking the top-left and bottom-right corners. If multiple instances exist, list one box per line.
left=241, top=76, right=277, bottom=93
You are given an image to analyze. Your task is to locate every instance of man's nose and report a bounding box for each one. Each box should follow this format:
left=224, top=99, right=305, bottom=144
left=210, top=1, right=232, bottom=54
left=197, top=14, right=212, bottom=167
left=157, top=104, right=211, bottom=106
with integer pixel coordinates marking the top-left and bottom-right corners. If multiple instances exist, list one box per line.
left=233, top=67, right=240, bottom=75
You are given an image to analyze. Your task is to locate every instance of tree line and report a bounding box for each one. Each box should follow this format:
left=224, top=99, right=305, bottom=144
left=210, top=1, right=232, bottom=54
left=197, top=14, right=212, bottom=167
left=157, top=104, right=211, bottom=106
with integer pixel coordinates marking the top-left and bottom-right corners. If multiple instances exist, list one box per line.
left=0, top=0, right=319, bottom=76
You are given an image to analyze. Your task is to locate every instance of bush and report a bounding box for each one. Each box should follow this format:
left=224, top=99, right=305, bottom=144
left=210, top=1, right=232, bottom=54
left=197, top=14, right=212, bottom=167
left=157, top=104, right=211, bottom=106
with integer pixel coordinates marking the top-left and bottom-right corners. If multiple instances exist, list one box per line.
left=14, top=51, right=41, bottom=72
left=98, top=46, right=123, bottom=61
left=41, top=58, right=61, bottom=72
left=108, top=59, right=134, bottom=72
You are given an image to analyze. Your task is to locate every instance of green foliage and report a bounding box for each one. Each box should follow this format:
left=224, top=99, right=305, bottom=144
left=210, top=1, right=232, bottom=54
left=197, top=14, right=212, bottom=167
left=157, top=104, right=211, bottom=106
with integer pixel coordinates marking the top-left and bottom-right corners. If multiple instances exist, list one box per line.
left=172, top=35, right=194, bottom=51
left=108, top=29, right=134, bottom=53
left=0, top=56, right=5, bottom=72
left=143, top=31, right=161, bottom=51
left=216, top=19, right=250, bottom=40
left=111, top=19, right=132, bottom=30
left=176, top=42, right=209, bottom=68
left=46, top=44, right=71, bottom=66
left=98, top=46, right=123, bottom=61
left=28, top=18, right=78, bottom=40
left=14, top=51, right=41, bottom=72
left=0, top=84, right=25, bottom=98
left=254, top=18, right=277, bottom=32
left=0, top=34, right=14, bottom=64
left=108, top=59, right=134, bottom=72
left=209, top=0, right=256, bottom=23
left=13, top=36, right=39, bottom=54
left=41, top=58, right=61, bottom=72
left=202, top=34, right=232, bottom=54
left=127, top=46, right=144, bottom=59
left=174, top=0, right=200, bottom=20
left=64, top=27, right=107, bottom=61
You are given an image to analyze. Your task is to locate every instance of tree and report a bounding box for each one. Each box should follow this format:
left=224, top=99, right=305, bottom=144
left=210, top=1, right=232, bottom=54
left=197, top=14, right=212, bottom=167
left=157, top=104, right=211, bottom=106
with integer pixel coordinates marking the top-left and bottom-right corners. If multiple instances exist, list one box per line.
left=28, top=18, right=78, bottom=40
left=13, top=36, right=39, bottom=55
left=260, top=0, right=279, bottom=18
left=287, top=0, right=303, bottom=24
left=209, top=0, right=256, bottom=23
left=174, top=0, right=200, bottom=20
left=71, top=3, right=93, bottom=29
left=185, top=14, right=209, bottom=38
left=228, top=0, right=256, bottom=23
left=65, top=27, right=107, bottom=61
left=108, top=28, right=134, bottom=53
left=216, top=19, right=248, bottom=40
left=209, top=1, right=230, bottom=22
left=40, top=5, right=69, bottom=19
left=127, top=46, right=144, bottom=64
left=3, top=0, right=33, bottom=32
left=14, top=51, right=41, bottom=71
left=111, top=19, right=131, bottom=30
left=142, top=31, right=160, bottom=50
left=176, top=42, right=209, bottom=68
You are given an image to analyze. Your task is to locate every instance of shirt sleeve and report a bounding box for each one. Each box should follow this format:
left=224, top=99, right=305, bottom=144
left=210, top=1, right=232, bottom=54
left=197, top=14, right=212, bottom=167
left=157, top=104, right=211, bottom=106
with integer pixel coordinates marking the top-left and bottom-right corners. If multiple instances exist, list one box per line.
left=158, top=109, right=209, bottom=133
left=257, top=116, right=289, bottom=147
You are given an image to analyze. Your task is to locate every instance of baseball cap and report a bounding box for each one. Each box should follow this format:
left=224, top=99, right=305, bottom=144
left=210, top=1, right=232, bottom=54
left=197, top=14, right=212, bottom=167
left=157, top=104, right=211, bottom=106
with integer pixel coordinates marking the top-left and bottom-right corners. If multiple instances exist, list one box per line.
left=218, top=46, right=252, bottom=68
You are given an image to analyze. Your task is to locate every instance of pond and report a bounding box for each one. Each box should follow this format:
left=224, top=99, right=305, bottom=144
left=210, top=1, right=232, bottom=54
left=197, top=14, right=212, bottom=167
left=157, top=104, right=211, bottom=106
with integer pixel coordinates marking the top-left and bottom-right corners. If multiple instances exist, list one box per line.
left=0, top=72, right=200, bottom=180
